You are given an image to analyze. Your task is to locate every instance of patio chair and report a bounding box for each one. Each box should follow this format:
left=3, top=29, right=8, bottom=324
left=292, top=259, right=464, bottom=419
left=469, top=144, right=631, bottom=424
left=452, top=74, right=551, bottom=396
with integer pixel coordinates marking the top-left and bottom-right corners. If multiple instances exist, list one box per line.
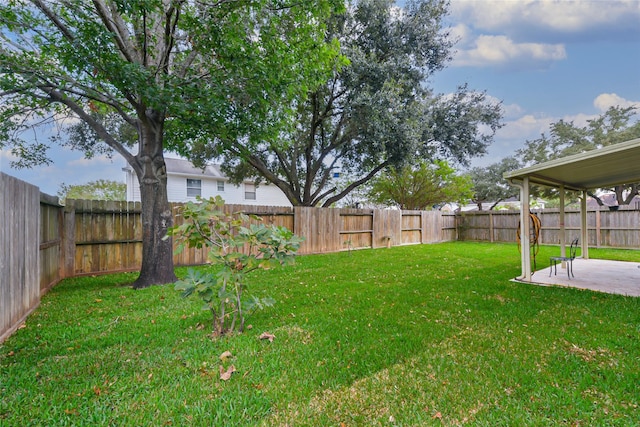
left=549, top=237, right=579, bottom=279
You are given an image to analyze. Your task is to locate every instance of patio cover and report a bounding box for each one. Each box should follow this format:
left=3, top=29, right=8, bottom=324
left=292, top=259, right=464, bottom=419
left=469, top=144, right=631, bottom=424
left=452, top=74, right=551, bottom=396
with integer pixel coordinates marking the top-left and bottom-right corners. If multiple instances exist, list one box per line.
left=503, top=137, right=640, bottom=281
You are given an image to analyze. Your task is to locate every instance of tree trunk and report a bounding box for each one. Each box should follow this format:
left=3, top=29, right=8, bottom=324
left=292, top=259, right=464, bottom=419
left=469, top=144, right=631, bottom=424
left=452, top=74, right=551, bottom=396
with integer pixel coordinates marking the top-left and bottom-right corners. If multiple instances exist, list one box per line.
left=587, top=191, right=604, bottom=206
left=132, top=117, right=177, bottom=289
left=133, top=168, right=177, bottom=288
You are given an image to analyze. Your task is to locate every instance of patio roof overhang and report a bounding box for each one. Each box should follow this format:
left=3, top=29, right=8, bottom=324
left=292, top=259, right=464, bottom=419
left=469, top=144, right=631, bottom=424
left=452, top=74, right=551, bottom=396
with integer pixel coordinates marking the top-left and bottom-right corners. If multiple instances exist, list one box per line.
left=502, top=137, right=640, bottom=283
left=503, top=137, right=640, bottom=191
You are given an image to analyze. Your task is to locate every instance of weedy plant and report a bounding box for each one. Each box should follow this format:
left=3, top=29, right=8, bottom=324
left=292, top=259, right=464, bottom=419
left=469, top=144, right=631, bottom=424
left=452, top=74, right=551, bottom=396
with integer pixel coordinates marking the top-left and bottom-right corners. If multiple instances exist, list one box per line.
left=166, top=196, right=303, bottom=336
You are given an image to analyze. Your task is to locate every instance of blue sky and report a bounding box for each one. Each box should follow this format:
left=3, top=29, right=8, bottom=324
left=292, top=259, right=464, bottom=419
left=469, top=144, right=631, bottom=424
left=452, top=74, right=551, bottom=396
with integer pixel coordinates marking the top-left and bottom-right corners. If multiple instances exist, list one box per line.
left=2, top=0, right=640, bottom=195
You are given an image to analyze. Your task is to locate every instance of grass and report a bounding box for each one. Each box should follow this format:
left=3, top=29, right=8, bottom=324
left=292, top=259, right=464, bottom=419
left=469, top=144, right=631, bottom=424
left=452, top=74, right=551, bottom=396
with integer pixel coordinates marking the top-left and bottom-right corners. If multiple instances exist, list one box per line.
left=1, top=242, right=639, bottom=426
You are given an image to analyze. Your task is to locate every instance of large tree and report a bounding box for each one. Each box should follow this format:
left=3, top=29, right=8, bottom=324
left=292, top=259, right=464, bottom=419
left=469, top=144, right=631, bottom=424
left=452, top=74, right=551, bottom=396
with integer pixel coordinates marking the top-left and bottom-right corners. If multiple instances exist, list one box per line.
left=469, top=156, right=521, bottom=211
left=177, top=0, right=503, bottom=207
left=0, top=0, right=342, bottom=288
left=368, top=160, right=473, bottom=210
left=516, top=106, right=640, bottom=206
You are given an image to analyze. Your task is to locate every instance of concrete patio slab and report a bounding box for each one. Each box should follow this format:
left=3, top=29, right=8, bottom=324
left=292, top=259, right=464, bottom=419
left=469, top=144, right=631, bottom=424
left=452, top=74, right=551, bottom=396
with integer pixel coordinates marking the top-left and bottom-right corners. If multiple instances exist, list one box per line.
left=513, top=258, right=640, bottom=297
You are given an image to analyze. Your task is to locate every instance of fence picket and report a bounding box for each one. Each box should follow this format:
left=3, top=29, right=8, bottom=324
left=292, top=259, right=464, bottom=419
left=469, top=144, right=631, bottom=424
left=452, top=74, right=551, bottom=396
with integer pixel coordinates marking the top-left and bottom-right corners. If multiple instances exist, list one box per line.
left=1, top=173, right=40, bottom=343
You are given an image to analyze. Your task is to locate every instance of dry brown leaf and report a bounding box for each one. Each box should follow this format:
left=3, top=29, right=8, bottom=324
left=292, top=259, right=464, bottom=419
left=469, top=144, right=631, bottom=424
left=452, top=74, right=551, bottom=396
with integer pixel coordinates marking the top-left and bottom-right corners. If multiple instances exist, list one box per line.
left=433, top=411, right=442, bottom=419
left=219, top=350, right=233, bottom=361
left=219, top=365, right=236, bottom=381
left=259, top=332, right=275, bottom=342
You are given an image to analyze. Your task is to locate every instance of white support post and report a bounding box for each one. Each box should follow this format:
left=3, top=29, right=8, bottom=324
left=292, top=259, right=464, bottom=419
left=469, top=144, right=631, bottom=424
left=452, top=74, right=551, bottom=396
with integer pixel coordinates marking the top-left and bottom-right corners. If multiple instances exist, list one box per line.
left=521, top=177, right=531, bottom=281
left=559, top=185, right=566, bottom=258
left=581, top=190, right=589, bottom=259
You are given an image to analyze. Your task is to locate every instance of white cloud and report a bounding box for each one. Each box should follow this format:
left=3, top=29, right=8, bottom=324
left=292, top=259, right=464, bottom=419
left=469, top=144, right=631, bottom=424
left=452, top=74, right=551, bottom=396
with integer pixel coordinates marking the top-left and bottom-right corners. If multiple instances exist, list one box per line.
left=498, top=114, right=555, bottom=141
left=450, top=0, right=640, bottom=42
left=478, top=94, right=523, bottom=119
left=445, top=0, right=639, bottom=69
left=502, top=103, right=524, bottom=119
left=470, top=112, right=580, bottom=167
left=593, top=93, right=640, bottom=112
left=453, top=35, right=566, bottom=68
left=447, top=23, right=473, bottom=46
left=493, top=96, right=640, bottom=152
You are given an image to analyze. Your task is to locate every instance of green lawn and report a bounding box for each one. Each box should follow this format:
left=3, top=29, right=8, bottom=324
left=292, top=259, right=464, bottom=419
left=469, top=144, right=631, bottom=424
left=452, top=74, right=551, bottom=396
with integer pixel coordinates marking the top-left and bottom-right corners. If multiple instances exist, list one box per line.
left=1, top=242, right=639, bottom=426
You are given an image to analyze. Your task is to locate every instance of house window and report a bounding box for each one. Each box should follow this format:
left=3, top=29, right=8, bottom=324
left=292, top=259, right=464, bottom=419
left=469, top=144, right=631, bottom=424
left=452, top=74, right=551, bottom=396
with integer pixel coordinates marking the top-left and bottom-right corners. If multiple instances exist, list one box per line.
left=244, top=183, right=256, bottom=200
left=217, top=180, right=225, bottom=192
left=186, top=179, right=201, bottom=197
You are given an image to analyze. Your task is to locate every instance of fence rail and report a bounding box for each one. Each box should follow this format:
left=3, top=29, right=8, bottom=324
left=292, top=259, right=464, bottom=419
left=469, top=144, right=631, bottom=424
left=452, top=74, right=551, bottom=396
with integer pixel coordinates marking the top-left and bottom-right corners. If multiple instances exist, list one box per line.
left=457, top=208, right=640, bottom=248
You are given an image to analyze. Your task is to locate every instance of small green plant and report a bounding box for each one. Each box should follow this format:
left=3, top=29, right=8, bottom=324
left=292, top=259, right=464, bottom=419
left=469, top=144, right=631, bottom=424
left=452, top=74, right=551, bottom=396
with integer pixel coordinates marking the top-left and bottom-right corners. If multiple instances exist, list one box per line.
left=166, top=196, right=303, bottom=336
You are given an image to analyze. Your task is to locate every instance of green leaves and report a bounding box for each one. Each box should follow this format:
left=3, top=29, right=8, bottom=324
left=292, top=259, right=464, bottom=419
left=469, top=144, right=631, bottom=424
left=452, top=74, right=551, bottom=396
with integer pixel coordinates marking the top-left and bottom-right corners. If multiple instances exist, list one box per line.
left=174, top=269, right=215, bottom=300
left=469, top=156, right=522, bottom=211
left=369, top=160, right=473, bottom=210
left=243, top=295, right=276, bottom=313
left=57, top=179, right=125, bottom=204
left=514, top=106, right=640, bottom=205
left=189, top=0, right=502, bottom=208
left=168, top=196, right=303, bottom=336
left=1, top=0, right=344, bottom=171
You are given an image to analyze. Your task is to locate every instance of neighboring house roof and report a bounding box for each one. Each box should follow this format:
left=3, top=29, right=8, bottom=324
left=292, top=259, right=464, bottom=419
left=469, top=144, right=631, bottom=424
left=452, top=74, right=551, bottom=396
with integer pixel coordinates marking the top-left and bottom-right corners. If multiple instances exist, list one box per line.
left=123, top=157, right=227, bottom=179
left=163, top=158, right=224, bottom=178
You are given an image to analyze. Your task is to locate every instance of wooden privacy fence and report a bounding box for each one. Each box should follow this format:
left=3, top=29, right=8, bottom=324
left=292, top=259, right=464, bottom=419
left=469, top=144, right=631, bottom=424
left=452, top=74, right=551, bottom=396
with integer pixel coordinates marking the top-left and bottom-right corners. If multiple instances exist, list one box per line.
left=4, top=170, right=640, bottom=344
left=40, top=193, right=64, bottom=293
left=65, top=201, right=455, bottom=276
left=457, top=207, right=640, bottom=249
left=1, top=173, right=40, bottom=343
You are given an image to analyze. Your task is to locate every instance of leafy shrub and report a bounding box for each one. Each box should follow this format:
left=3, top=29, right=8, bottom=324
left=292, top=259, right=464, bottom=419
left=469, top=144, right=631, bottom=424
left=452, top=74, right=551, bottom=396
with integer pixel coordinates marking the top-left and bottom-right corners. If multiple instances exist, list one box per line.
left=166, top=196, right=303, bottom=336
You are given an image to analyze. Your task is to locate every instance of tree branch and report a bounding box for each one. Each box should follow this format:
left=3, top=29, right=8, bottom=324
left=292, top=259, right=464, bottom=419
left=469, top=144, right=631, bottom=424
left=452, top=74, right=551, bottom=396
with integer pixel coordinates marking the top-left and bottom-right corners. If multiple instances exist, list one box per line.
left=322, top=160, right=390, bottom=207
left=227, top=142, right=303, bottom=206
left=31, top=0, right=76, bottom=43
left=43, top=86, right=138, bottom=173
left=93, top=0, right=139, bottom=64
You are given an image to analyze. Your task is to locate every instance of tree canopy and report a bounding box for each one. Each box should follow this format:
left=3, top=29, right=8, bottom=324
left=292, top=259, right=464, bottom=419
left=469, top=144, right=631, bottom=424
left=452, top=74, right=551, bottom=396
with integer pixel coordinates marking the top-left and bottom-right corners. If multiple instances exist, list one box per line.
left=469, top=156, right=521, bottom=211
left=516, top=106, right=640, bottom=206
left=0, top=0, right=343, bottom=287
left=368, top=160, right=473, bottom=210
left=176, top=0, right=503, bottom=207
left=57, top=179, right=125, bottom=204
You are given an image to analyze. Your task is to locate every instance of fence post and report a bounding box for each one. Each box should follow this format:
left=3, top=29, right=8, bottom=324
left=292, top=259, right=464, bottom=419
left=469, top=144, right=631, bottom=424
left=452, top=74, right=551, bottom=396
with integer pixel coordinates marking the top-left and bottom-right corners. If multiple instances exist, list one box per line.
left=595, top=208, right=601, bottom=248
left=489, top=212, right=494, bottom=243
left=62, top=200, right=76, bottom=278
